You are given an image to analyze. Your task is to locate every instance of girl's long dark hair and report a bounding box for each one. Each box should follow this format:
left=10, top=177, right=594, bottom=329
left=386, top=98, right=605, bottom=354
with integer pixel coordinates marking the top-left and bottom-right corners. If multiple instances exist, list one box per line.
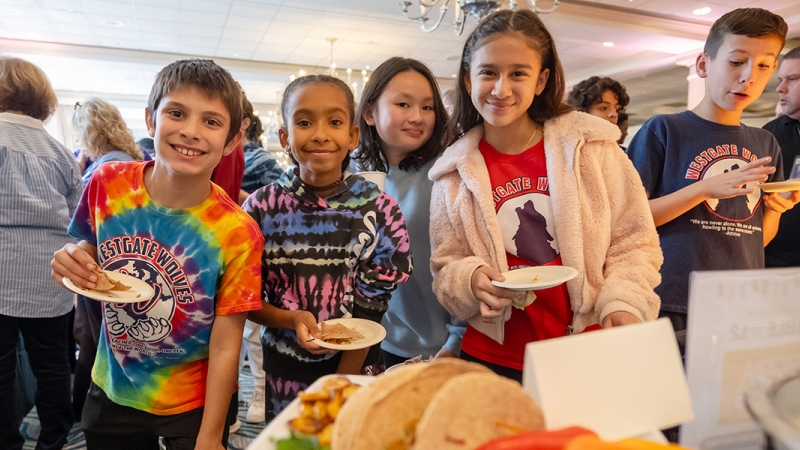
left=449, top=9, right=572, bottom=144
left=354, top=57, right=450, bottom=173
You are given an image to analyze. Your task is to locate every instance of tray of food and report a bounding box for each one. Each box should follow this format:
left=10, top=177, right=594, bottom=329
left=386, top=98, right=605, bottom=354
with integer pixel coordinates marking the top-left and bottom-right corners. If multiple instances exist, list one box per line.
left=248, top=359, right=676, bottom=450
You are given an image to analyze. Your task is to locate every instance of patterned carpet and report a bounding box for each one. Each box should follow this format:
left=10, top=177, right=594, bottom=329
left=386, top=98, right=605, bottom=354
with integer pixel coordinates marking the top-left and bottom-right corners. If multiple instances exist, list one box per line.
left=20, top=365, right=266, bottom=450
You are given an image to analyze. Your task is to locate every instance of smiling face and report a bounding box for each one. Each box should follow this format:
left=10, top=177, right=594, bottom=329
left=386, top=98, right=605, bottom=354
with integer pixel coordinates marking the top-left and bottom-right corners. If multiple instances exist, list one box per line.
left=696, top=33, right=782, bottom=123
left=363, top=70, right=436, bottom=165
left=587, top=90, right=621, bottom=125
left=465, top=33, right=550, bottom=131
left=279, top=82, right=359, bottom=186
left=777, top=57, right=800, bottom=120
left=145, top=85, right=238, bottom=181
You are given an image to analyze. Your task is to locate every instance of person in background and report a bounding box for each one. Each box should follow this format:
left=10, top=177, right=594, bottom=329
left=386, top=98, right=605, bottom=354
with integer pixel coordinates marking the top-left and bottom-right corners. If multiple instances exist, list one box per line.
left=71, top=97, right=145, bottom=421
left=238, top=98, right=284, bottom=204
left=567, top=76, right=629, bottom=125
left=0, top=55, right=81, bottom=450
left=51, top=58, right=263, bottom=450
left=764, top=45, right=800, bottom=267
left=429, top=9, right=661, bottom=383
left=352, top=57, right=465, bottom=368
left=137, top=137, right=155, bottom=159
left=243, top=74, right=412, bottom=420
left=211, top=87, right=246, bottom=202
left=73, top=98, right=144, bottom=184
left=236, top=100, right=280, bottom=424
left=617, top=111, right=629, bottom=149
left=442, top=88, right=457, bottom=116
left=626, top=9, right=798, bottom=369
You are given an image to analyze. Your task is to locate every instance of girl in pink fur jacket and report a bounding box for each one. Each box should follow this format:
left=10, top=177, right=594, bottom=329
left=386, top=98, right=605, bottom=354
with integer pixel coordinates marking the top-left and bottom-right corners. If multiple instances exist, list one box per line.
left=428, top=9, right=663, bottom=381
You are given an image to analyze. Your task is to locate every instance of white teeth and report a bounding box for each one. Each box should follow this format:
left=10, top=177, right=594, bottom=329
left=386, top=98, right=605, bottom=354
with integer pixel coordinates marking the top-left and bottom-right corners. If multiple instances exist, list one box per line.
left=175, top=146, right=202, bottom=156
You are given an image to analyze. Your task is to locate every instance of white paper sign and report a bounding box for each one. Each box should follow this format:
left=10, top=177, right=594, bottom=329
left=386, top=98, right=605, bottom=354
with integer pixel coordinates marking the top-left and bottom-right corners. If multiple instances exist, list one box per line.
left=523, top=318, right=693, bottom=440
left=681, top=269, right=800, bottom=449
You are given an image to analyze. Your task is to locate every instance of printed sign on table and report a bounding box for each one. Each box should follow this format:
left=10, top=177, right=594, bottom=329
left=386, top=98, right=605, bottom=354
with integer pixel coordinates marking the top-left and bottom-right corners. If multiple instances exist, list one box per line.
left=681, top=268, right=800, bottom=449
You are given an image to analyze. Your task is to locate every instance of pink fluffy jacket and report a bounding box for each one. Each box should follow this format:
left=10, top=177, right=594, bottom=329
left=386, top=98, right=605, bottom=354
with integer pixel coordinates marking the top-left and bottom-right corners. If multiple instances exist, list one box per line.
left=428, top=111, right=663, bottom=333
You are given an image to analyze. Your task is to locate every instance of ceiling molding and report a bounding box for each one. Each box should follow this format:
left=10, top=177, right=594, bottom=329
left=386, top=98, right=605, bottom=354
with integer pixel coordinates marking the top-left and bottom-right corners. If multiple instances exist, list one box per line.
left=552, top=0, right=710, bottom=42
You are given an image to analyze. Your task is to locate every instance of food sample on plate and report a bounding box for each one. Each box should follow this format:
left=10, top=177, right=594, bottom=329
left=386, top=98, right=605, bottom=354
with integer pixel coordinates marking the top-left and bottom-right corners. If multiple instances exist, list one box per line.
left=331, top=359, right=545, bottom=450
left=90, top=265, right=131, bottom=292
left=280, top=376, right=361, bottom=448
left=321, top=322, right=364, bottom=345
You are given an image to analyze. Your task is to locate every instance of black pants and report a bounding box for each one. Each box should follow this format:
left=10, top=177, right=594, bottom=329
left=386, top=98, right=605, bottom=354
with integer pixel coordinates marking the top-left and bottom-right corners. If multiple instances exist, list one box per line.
left=72, top=295, right=103, bottom=420
left=0, top=312, right=73, bottom=450
left=461, top=350, right=523, bottom=383
left=82, top=383, right=238, bottom=450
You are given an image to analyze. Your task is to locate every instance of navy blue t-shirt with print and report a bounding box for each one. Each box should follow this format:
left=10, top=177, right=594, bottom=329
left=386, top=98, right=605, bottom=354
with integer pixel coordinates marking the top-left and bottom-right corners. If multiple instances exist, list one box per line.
left=626, top=111, right=783, bottom=314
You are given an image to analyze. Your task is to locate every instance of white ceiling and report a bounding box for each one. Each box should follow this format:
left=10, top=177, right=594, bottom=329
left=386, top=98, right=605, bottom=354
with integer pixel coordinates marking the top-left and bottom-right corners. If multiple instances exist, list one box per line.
left=2, top=0, right=800, bottom=125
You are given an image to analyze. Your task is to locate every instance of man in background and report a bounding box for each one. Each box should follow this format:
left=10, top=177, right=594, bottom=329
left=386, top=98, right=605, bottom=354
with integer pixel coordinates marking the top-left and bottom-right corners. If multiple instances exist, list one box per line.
left=764, top=45, right=800, bottom=267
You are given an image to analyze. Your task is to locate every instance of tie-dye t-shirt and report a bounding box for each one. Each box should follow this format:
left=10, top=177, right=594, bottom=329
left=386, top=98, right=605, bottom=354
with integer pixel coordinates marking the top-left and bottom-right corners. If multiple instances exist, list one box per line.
left=242, top=169, right=412, bottom=363
left=69, top=160, right=263, bottom=415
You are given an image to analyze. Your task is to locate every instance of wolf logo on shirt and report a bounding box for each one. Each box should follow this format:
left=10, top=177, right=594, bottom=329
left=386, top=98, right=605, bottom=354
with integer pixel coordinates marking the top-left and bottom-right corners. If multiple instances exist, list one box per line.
left=703, top=158, right=762, bottom=221
left=98, top=237, right=195, bottom=345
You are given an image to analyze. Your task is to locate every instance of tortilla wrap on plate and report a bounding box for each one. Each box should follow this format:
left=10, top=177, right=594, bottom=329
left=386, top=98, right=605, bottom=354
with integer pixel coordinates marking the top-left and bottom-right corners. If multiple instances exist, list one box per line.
left=91, top=266, right=131, bottom=291
left=321, top=322, right=365, bottom=344
left=413, top=372, right=545, bottom=449
left=332, top=358, right=492, bottom=450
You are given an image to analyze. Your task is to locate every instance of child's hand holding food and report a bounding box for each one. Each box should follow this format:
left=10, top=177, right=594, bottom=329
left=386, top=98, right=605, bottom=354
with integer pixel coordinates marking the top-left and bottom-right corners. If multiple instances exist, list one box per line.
left=293, top=311, right=335, bottom=355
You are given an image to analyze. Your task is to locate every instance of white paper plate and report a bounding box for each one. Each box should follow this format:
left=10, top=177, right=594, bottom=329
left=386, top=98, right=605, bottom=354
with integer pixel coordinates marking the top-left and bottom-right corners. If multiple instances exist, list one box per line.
left=62, top=271, right=154, bottom=303
left=248, top=374, right=375, bottom=450
left=759, top=180, right=800, bottom=193
left=312, top=318, right=386, bottom=350
left=491, top=266, right=579, bottom=291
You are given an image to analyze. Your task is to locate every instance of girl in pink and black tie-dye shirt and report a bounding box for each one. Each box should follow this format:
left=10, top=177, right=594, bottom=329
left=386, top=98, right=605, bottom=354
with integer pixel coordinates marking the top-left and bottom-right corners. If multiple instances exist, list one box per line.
left=242, top=75, right=412, bottom=420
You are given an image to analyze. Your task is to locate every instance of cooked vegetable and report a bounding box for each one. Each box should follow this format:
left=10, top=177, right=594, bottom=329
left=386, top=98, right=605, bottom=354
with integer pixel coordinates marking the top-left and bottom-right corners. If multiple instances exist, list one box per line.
left=476, top=426, right=597, bottom=450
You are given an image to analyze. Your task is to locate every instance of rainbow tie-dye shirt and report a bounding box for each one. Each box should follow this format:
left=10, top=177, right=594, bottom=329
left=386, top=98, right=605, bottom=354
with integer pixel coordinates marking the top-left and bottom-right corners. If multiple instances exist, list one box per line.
left=69, top=161, right=263, bottom=415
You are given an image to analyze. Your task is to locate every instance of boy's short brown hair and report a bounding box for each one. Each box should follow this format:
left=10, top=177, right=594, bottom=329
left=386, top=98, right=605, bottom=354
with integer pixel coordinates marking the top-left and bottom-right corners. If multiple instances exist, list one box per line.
left=148, top=59, right=242, bottom=144
left=0, top=56, right=58, bottom=121
left=704, top=8, right=787, bottom=60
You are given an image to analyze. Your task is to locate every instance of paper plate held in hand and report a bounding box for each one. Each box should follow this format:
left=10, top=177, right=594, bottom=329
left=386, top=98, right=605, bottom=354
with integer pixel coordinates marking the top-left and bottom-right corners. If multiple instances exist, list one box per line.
left=758, top=180, right=800, bottom=193
left=313, top=318, right=386, bottom=350
left=491, top=266, right=579, bottom=291
left=62, top=271, right=154, bottom=303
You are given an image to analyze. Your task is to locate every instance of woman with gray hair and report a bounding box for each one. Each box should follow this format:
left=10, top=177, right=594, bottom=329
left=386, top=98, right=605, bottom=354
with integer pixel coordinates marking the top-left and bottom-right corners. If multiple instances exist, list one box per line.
left=0, top=55, right=81, bottom=450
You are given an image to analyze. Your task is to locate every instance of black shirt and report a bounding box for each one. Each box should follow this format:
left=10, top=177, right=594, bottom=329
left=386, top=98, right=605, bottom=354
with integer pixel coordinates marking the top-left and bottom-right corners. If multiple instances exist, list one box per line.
left=763, top=114, right=800, bottom=267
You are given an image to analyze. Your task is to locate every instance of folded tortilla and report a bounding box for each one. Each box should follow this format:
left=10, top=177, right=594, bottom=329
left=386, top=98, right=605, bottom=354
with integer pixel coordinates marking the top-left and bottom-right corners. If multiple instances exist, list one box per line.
left=321, top=322, right=364, bottom=344
left=331, top=359, right=493, bottom=450
left=413, top=372, right=545, bottom=449
left=91, top=266, right=131, bottom=292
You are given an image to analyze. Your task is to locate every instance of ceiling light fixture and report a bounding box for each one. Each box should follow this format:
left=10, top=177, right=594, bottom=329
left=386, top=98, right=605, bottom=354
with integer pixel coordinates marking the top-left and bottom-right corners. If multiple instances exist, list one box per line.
left=399, top=0, right=559, bottom=35
left=692, top=7, right=711, bottom=16
left=27, top=32, right=42, bottom=39
left=603, top=41, right=614, bottom=47
left=104, top=19, right=125, bottom=27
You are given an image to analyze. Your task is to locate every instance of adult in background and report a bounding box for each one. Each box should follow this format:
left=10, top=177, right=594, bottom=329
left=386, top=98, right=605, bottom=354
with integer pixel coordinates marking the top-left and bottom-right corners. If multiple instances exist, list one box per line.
left=567, top=76, right=630, bottom=126
left=0, top=56, right=81, bottom=450
left=238, top=98, right=283, bottom=204
left=764, top=45, right=800, bottom=267
left=74, top=98, right=144, bottom=184
left=71, top=97, right=144, bottom=421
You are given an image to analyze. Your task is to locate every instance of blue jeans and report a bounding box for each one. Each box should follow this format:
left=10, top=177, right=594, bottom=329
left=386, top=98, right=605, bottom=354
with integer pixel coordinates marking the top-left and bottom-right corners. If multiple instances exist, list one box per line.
left=0, top=312, right=73, bottom=450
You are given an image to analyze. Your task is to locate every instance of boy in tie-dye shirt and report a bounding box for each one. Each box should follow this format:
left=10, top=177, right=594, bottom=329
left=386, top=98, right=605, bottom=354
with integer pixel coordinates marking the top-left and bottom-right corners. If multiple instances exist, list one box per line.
left=52, top=59, right=263, bottom=450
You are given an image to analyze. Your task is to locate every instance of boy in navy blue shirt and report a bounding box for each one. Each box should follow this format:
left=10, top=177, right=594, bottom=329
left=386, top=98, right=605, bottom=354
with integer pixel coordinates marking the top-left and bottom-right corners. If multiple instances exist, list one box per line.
left=626, top=8, right=800, bottom=344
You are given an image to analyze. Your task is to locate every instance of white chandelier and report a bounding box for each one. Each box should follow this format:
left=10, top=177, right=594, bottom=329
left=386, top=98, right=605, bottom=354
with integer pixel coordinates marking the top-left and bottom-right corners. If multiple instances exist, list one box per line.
left=399, top=0, right=560, bottom=35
